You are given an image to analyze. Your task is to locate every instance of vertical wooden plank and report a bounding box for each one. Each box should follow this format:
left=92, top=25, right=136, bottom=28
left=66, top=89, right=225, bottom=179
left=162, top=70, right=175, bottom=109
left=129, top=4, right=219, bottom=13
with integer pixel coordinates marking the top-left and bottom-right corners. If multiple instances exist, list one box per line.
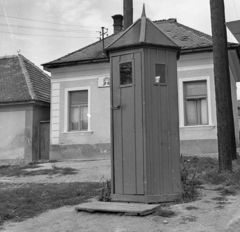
left=110, top=55, right=114, bottom=197
left=168, top=51, right=181, bottom=193
left=157, top=49, right=166, bottom=194
left=160, top=85, right=171, bottom=194
left=166, top=51, right=173, bottom=194
left=121, top=86, right=136, bottom=194
left=145, top=48, right=153, bottom=195
left=134, top=52, right=144, bottom=195
left=112, top=56, right=123, bottom=194
left=150, top=49, right=161, bottom=195
left=142, top=48, right=148, bottom=198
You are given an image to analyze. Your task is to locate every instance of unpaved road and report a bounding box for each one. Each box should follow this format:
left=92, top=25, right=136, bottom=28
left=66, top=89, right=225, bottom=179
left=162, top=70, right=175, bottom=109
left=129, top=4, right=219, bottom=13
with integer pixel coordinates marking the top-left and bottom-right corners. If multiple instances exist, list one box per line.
left=1, top=159, right=240, bottom=232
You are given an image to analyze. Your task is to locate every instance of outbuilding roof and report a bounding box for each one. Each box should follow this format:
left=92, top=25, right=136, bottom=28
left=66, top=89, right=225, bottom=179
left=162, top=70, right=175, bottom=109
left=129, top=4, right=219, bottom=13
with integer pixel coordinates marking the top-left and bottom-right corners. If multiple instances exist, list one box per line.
left=0, top=54, right=50, bottom=104
left=42, top=18, right=239, bottom=69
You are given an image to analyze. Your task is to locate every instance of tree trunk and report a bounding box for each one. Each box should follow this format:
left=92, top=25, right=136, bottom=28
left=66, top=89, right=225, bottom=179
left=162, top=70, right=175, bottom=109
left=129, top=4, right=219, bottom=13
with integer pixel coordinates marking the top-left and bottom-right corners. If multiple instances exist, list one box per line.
left=210, top=0, right=236, bottom=171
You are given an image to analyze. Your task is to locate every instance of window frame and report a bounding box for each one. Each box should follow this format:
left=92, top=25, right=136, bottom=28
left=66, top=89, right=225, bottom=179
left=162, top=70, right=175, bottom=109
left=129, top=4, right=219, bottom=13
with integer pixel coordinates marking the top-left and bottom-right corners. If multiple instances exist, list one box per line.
left=183, top=80, right=208, bottom=126
left=178, top=76, right=213, bottom=128
left=154, top=62, right=167, bottom=86
left=64, top=86, right=91, bottom=133
left=119, top=60, right=134, bottom=88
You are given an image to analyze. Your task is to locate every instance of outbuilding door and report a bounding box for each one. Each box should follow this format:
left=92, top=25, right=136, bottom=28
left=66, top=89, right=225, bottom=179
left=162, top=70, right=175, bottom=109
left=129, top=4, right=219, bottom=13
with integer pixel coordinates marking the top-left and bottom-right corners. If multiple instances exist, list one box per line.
left=39, top=121, right=50, bottom=160
left=112, top=52, right=144, bottom=196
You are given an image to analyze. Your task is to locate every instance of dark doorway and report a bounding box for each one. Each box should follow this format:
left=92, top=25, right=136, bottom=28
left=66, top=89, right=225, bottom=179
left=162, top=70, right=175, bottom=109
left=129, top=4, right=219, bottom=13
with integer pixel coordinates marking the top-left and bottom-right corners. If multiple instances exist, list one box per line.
left=39, top=121, right=50, bottom=160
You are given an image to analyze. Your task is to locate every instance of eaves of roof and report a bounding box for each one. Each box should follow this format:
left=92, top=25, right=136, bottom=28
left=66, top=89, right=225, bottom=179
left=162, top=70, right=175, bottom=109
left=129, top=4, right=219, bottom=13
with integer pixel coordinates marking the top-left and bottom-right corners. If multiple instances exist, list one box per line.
left=0, top=99, right=50, bottom=107
left=43, top=57, right=109, bottom=71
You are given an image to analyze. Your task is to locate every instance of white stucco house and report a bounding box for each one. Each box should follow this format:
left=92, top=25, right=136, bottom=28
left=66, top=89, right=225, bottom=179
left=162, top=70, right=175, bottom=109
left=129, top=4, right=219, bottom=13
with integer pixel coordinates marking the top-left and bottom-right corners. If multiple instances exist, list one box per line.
left=42, top=15, right=240, bottom=160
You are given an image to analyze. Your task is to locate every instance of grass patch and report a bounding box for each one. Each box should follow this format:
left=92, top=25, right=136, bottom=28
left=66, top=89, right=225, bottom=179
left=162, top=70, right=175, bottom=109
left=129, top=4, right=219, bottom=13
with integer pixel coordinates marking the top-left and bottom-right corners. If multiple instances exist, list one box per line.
left=154, top=207, right=176, bottom=217
left=0, top=182, right=102, bottom=226
left=181, top=156, right=240, bottom=189
left=98, top=179, right=111, bottom=202
left=0, top=164, right=78, bottom=177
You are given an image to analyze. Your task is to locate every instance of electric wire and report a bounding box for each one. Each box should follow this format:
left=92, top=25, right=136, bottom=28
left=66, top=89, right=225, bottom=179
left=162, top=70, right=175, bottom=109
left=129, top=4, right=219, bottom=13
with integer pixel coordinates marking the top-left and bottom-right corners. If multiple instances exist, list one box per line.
left=0, top=30, right=97, bottom=38
left=1, top=0, right=14, bottom=41
left=0, top=23, right=98, bottom=33
left=0, top=14, right=99, bottom=28
left=232, top=0, right=239, bottom=18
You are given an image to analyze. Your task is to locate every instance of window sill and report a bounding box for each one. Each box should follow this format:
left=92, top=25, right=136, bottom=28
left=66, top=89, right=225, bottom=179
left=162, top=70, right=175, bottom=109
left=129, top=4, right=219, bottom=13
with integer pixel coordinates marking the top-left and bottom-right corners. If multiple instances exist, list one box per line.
left=180, top=125, right=215, bottom=130
left=63, top=131, right=93, bottom=135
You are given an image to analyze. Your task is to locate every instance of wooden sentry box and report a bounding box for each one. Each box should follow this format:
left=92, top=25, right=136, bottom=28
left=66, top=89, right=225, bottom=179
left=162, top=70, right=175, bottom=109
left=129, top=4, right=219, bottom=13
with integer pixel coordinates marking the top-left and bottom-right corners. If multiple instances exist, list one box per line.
left=105, top=9, right=181, bottom=203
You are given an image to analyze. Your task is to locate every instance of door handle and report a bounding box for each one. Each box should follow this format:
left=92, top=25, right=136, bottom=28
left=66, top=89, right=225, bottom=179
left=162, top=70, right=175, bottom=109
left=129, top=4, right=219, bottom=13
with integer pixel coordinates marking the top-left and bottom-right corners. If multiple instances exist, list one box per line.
left=111, top=105, right=122, bottom=110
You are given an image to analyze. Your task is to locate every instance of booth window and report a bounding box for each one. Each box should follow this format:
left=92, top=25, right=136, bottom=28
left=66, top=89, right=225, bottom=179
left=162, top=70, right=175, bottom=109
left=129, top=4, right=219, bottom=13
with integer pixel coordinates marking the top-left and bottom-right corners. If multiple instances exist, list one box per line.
left=120, top=62, right=132, bottom=85
left=155, top=63, right=166, bottom=84
left=69, top=90, right=88, bottom=131
left=184, top=80, right=208, bottom=126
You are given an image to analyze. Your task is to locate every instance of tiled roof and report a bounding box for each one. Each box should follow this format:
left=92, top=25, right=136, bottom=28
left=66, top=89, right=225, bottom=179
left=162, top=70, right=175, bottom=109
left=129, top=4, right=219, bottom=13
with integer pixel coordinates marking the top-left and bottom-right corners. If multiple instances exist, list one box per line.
left=43, top=18, right=237, bottom=67
left=0, top=54, right=50, bottom=104
left=154, top=19, right=212, bottom=49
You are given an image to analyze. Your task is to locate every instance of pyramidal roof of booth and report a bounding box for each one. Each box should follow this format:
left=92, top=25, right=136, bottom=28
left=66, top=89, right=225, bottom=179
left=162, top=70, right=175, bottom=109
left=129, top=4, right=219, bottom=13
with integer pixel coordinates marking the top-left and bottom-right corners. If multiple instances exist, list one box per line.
left=0, top=54, right=50, bottom=104
left=42, top=18, right=239, bottom=69
left=105, top=8, right=180, bottom=52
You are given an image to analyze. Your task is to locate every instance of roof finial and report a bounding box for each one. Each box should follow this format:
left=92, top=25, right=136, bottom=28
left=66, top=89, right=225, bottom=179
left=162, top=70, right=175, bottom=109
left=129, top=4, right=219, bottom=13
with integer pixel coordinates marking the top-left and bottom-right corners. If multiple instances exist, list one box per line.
left=141, top=3, right=146, bottom=17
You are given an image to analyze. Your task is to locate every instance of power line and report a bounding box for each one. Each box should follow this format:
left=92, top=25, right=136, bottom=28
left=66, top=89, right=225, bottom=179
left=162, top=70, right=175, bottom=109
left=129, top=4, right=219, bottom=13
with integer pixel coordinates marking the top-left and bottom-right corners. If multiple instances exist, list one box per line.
left=232, top=0, right=239, bottom=18
left=0, top=14, right=99, bottom=28
left=0, top=23, right=98, bottom=34
left=0, top=30, right=97, bottom=38
left=1, top=0, right=14, bottom=41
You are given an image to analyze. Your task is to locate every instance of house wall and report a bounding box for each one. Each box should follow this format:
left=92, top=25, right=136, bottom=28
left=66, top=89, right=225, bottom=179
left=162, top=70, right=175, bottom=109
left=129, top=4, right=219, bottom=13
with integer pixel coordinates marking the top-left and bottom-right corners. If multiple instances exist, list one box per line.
left=0, top=104, right=50, bottom=165
left=0, top=107, right=25, bottom=163
left=49, top=52, right=240, bottom=159
left=50, top=63, right=111, bottom=160
left=177, top=52, right=218, bottom=154
left=230, top=70, right=239, bottom=146
left=0, top=104, right=34, bottom=165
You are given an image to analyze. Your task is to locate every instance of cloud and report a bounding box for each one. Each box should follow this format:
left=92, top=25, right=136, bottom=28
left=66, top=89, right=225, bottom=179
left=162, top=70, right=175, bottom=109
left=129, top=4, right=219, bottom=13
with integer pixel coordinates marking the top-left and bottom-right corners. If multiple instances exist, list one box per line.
left=37, top=0, right=101, bottom=25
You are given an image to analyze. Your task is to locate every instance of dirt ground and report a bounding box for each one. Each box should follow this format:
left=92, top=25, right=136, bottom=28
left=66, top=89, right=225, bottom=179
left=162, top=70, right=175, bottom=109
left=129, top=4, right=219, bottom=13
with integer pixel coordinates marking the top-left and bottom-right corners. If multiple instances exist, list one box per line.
left=1, top=158, right=240, bottom=232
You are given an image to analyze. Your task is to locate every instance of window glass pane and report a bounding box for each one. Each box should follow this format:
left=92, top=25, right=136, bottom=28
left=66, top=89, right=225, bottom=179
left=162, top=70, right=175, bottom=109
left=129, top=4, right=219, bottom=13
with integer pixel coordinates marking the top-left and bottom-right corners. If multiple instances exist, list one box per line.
left=200, top=99, right=208, bottom=124
left=120, top=62, right=132, bottom=85
left=80, top=106, right=88, bottom=130
left=70, top=107, right=79, bottom=130
left=186, top=100, right=197, bottom=125
left=155, top=64, right=166, bottom=84
left=70, top=90, right=88, bottom=105
left=185, top=81, right=207, bottom=96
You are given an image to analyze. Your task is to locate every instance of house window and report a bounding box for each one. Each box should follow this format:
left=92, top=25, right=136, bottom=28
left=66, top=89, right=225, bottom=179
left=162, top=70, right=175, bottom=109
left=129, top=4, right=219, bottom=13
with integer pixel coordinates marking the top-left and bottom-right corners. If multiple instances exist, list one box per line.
left=69, top=90, right=88, bottom=131
left=184, top=81, right=208, bottom=126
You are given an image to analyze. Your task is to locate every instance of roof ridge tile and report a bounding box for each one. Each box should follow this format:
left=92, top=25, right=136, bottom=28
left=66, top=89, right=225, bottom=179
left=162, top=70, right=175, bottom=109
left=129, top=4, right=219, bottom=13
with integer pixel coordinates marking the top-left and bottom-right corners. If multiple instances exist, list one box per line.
left=17, top=54, right=37, bottom=100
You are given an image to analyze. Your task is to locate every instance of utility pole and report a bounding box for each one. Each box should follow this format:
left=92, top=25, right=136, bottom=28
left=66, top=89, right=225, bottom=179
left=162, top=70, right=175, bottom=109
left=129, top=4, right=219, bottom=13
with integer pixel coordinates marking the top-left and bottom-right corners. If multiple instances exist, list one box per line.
left=210, top=0, right=236, bottom=171
left=123, top=0, right=133, bottom=30
left=98, top=27, right=108, bottom=54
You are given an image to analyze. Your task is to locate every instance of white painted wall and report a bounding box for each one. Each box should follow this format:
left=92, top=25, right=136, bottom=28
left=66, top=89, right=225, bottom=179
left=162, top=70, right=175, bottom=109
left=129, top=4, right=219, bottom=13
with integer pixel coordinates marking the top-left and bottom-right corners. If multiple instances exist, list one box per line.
left=49, top=52, right=240, bottom=150
left=50, top=63, right=111, bottom=145
left=0, top=111, right=25, bottom=159
left=177, top=53, right=218, bottom=141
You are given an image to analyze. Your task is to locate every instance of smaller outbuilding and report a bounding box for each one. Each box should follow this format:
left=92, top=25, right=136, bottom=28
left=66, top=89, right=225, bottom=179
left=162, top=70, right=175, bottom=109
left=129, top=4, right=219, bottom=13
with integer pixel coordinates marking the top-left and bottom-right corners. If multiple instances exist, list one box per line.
left=0, top=54, right=51, bottom=165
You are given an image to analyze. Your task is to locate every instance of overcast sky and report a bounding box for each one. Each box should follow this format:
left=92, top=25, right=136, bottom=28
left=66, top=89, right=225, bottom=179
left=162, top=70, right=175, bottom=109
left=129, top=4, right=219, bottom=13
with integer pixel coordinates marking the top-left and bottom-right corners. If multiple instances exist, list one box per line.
left=0, top=0, right=240, bottom=96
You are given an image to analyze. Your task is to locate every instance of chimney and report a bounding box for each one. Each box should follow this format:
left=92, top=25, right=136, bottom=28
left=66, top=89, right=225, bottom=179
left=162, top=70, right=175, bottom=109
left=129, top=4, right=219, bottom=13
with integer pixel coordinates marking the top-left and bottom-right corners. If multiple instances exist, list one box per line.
left=112, top=14, right=123, bottom=34
left=123, top=0, right=133, bottom=30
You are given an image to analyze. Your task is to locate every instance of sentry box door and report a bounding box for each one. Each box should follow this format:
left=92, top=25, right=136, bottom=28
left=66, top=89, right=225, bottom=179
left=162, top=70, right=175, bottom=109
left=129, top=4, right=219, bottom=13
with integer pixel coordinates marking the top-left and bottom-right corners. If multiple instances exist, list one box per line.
left=111, top=51, right=144, bottom=196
